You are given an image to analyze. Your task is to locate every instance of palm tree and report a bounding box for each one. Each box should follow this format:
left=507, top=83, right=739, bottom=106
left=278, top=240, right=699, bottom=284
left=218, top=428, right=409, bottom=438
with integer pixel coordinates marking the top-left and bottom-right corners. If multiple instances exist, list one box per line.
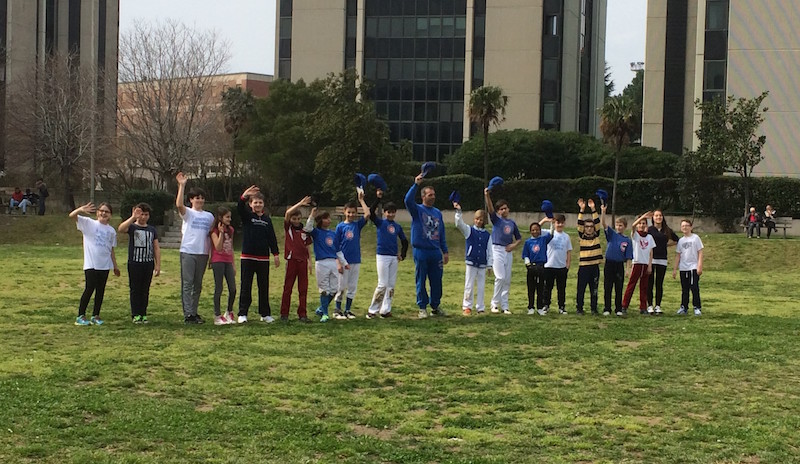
left=468, top=85, right=508, bottom=186
left=221, top=87, right=255, bottom=201
left=599, top=95, right=637, bottom=220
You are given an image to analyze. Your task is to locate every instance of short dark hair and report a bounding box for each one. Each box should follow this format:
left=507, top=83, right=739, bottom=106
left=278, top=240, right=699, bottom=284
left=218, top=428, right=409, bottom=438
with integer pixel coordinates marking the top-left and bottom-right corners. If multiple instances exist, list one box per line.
left=384, top=202, right=397, bottom=213
left=554, top=214, right=566, bottom=223
left=249, top=191, right=265, bottom=202
left=344, top=201, right=358, bottom=210
left=315, top=210, right=331, bottom=227
left=187, top=187, right=206, bottom=200
left=495, top=199, right=509, bottom=210
left=529, top=222, right=541, bottom=230
left=135, top=202, right=152, bottom=214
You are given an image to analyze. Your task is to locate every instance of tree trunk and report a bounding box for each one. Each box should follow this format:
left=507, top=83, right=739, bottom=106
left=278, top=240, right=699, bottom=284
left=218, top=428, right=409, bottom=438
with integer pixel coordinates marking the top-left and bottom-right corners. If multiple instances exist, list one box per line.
left=611, top=140, right=621, bottom=223
left=226, top=139, right=236, bottom=202
left=62, top=163, right=76, bottom=211
left=742, top=174, right=750, bottom=218
left=482, top=126, right=489, bottom=187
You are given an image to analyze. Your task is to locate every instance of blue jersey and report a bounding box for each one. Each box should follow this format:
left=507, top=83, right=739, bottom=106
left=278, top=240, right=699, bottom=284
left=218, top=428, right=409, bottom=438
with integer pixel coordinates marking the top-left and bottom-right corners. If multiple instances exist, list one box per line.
left=489, top=212, right=521, bottom=246
left=522, top=231, right=553, bottom=264
left=309, top=227, right=339, bottom=261
left=404, top=184, right=448, bottom=253
left=373, top=217, right=408, bottom=257
left=604, top=226, right=633, bottom=262
left=335, top=217, right=367, bottom=264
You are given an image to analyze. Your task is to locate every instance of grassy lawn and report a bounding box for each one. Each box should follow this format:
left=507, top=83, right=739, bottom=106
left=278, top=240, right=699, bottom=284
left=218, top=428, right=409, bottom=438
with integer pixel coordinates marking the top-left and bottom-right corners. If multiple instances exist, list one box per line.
left=1, top=214, right=799, bottom=463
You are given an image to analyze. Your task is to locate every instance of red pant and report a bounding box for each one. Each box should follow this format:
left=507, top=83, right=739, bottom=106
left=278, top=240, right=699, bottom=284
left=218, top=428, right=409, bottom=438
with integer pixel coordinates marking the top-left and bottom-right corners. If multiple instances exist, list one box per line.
left=622, top=263, right=650, bottom=310
left=280, top=259, right=309, bottom=318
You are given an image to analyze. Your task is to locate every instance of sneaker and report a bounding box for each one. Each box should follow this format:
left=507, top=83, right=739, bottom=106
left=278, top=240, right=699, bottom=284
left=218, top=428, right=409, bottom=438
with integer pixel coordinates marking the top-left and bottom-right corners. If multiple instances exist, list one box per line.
left=380, top=313, right=392, bottom=319
left=591, top=310, right=599, bottom=316
left=184, top=315, right=201, bottom=324
left=640, top=309, right=649, bottom=315
left=298, top=317, right=313, bottom=323
left=418, top=309, right=428, bottom=319
left=537, top=308, right=548, bottom=316
left=320, top=314, right=330, bottom=323
left=214, top=316, right=227, bottom=325
left=646, top=306, right=654, bottom=314
left=345, top=311, right=356, bottom=319
left=238, top=315, right=248, bottom=323
left=490, top=306, right=500, bottom=313
left=476, top=309, right=485, bottom=314
left=654, top=306, right=663, bottom=315
left=280, top=316, right=289, bottom=322
left=141, top=315, right=149, bottom=324
left=431, top=307, right=446, bottom=317
left=527, top=308, right=536, bottom=315
left=334, top=311, right=347, bottom=320
left=576, top=309, right=585, bottom=315
left=602, top=311, right=611, bottom=316
left=225, top=311, right=235, bottom=323
left=501, top=309, right=512, bottom=315
left=676, top=307, right=688, bottom=315
left=261, top=316, right=275, bottom=323
left=90, top=316, right=104, bottom=325
left=195, top=314, right=205, bottom=324
left=132, top=315, right=143, bottom=324
left=462, top=308, right=472, bottom=316
left=694, top=308, right=702, bottom=316
left=558, top=308, right=567, bottom=315
left=75, top=315, right=91, bottom=326
left=366, top=313, right=378, bottom=319
left=615, top=309, right=626, bottom=317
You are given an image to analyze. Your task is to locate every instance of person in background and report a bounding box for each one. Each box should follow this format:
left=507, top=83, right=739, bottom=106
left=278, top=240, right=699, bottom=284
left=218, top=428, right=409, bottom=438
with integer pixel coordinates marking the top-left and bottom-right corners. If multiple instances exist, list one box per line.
left=35, top=178, right=49, bottom=215
left=763, top=205, right=777, bottom=239
left=744, top=206, right=762, bottom=239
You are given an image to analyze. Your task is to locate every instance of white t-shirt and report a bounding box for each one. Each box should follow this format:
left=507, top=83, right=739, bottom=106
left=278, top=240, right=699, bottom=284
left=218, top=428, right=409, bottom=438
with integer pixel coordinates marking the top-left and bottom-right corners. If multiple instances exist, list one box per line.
left=180, top=207, right=214, bottom=254
left=545, top=230, right=573, bottom=268
left=676, top=234, right=704, bottom=271
left=77, top=216, right=117, bottom=270
left=631, top=232, right=655, bottom=265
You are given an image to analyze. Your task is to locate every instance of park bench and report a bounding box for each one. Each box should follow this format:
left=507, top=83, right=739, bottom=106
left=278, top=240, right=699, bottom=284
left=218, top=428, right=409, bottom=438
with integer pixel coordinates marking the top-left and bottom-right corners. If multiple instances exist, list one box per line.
left=0, top=186, right=39, bottom=215
left=742, top=216, right=793, bottom=239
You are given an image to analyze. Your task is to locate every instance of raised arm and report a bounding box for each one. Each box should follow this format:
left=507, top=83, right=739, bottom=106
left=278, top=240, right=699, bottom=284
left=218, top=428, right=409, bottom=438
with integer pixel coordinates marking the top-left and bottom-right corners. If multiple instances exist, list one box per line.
left=118, top=206, right=141, bottom=233
left=358, top=189, right=371, bottom=222
left=175, top=172, right=188, bottom=216
left=484, top=188, right=495, bottom=215
left=69, top=202, right=95, bottom=222
left=285, top=196, right=312, bottom=222
left=600, top=203, right=608, bottom=229
left=404, top=178, right=421, bottom=219
left=304, top=207, right=317, bottom=232
left=577, top=198, right=586, bottom=234
left=453, top=203, right=471, bottom=238
left=369, top=190, right=384, bottom=226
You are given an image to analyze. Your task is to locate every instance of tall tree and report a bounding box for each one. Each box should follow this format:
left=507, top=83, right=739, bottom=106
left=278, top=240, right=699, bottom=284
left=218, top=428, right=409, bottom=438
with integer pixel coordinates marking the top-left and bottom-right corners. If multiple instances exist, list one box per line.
left=621, top=69, right=644, bottom=142
left=6, top=53, right=110, bottom=211
left=695, top=91, right=769, bottom=215
left=221, top=87, right=255, bottom=201
left=117, top=20, right=230, bottom=188
left=604, top=62, right=615, bottom=100
left=468, top=85, right=508, bottom=186
left=599, top=95, right=638, bottom=220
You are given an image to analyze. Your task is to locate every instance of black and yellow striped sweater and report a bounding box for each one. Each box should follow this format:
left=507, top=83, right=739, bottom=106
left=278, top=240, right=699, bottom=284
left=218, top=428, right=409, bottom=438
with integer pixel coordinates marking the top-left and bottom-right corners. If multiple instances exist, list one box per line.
left=577, top=210, right=603, bottom=266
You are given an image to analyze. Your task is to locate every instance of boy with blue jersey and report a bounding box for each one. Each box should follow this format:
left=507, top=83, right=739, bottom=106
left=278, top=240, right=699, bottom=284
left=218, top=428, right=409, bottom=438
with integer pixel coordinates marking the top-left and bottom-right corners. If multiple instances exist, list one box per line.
left=484, top=188, right=522, bottom=314
left=522, top=218, right=554, bottom=315
left=304, top=207, right=346, bottom=323
left=366, top=189, right=409, bottom=319
left=600, top=204, right=633, bottom=316
left=404, top=174, right=449, bottom=318
left=333, top=190, right=371, bottom=320
left=453, top=201, right=492, bottom=316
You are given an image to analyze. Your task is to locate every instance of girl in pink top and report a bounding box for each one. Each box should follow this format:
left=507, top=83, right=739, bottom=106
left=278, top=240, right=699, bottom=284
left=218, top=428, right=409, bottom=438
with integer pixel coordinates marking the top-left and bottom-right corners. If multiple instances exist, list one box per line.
left=210, top=207, right=236, bottom=325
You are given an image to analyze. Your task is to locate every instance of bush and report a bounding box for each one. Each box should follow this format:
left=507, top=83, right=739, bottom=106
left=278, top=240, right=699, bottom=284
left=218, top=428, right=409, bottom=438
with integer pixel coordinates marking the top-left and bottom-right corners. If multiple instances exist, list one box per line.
left=120, top=190, right=175, bottom=226
left=583, top=145, right=680, bottom=179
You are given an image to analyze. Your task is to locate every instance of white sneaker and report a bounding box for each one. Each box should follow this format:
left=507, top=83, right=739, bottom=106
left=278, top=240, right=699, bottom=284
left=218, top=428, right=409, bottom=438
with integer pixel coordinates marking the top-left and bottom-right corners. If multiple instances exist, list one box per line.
left=237, top=315, right=248, bottom=324
left=602, top=311, right=611, bottom=316
left=537, top=308, right=548, bottom=316
left=558, top=308, right=567, bottom=315
left=490, top=306, right=500, bottom=313
left=694, top=308, right=702, bottom=316
left=501, top=309, right=512, bottom=315
left=214, top=316, right=226, bottom=326
left=261, top=316, right=275, bottom=323
left=527, top=308, right=536, bottom=315
left=418, top=309, right=428, bottom=319
left=654, top=305, right=663, bottom=315
left=646, top=306, right=654, bottom=314
left=225, top=312, right=236, bottom=324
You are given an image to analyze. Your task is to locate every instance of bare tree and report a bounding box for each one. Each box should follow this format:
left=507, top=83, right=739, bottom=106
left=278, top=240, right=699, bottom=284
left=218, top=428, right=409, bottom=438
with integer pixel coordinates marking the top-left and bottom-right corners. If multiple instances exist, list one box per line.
left=117, top=20, right=230, bottom=188
left=6, top=53, right=110, bottom=211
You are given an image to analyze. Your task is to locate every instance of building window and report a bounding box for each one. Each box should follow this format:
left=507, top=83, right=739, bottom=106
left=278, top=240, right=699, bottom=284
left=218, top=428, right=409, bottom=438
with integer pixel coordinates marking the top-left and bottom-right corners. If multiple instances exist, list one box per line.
left=703, top=60, right=725, bottom=91
left=546, top=15, right=558, bottom=36
left=706, top=0, right=729, bottom=31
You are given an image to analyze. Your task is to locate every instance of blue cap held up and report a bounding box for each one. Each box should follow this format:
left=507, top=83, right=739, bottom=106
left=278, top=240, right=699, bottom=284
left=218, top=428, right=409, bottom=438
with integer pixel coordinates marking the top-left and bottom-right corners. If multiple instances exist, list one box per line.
left=595, top=189, right=609, bottom=205
left=368, top=173, right=388, bottom=191
left=421, top=161, right=436, bottom=177
left=353, top=173, right=367, bottom=189
left=541, top=200, right=554, bottom=219
left=487, top=176, right=504, bottom=191
left=449, top=190, right=461, bottom=204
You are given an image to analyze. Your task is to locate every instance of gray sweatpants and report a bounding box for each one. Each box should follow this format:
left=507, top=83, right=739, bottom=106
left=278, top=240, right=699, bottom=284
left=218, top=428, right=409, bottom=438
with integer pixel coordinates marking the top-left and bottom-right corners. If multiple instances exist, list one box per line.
left=180, top=252, right=209, bottom=318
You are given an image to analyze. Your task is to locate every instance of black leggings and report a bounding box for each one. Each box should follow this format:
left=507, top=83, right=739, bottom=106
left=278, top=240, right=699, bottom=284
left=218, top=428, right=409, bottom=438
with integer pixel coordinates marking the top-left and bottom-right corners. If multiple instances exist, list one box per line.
left=129, top=261, right=154, bottom=318
left=79, top=269, right=110, bottom=317
left=647, top=264, right=667, bottom=307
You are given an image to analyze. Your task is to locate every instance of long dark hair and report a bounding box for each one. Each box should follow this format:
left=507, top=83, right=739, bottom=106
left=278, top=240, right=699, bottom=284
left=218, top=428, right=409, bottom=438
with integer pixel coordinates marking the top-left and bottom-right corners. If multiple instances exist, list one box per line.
left=653, top=210, right=673, bottom=238
left=211, top=206, right=232, bottom=235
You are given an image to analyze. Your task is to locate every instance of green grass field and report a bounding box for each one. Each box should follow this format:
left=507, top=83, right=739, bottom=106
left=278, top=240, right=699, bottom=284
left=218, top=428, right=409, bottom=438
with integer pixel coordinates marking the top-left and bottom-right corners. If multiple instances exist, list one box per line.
left=1, top=214, right=799, bottom=463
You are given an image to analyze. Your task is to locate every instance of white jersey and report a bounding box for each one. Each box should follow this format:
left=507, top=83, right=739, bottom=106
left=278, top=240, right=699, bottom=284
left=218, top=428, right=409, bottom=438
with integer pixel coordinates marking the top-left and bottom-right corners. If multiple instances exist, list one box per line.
left=631, top=232, right=655, bottom=265
left=545, top=230, right=572, bottom=268
left=77, top=216, right=117, bottom=270
left=180, top=207, right=214, bottom=254
left=676, top=234, right=704, bottom=271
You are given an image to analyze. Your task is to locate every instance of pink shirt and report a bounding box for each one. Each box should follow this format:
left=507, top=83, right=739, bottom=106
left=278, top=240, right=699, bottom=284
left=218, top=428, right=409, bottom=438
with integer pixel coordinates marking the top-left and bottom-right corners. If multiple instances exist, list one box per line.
left=210, top=226, right=235, bottom=264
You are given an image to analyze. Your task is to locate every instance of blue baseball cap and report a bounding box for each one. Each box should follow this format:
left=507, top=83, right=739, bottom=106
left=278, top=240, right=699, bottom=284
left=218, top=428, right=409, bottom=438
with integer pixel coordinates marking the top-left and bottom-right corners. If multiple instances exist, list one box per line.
left=449, top=190, right=461, bottom=204
left=368, top=173, right=388, bottom=191
left=421, top=161, right=436, bottom=177
left=596, top=189, right=609, bottom=205
left=541, top=200, right=554, bottom=218
left=353, top=173, right=367, bottom=189
left=487, top=176, right=504, bottom=191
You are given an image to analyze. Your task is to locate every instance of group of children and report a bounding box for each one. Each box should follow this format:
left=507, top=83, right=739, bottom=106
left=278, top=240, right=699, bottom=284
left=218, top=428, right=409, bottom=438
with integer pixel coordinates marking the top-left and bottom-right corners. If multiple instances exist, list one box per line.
left=70, top=172, right=704, bottom=325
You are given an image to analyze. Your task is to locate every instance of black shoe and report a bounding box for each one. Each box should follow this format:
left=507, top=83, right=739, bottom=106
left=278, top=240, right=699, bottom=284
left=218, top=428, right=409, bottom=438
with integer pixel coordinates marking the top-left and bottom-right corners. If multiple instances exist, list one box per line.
left=576, top=309, right=585, bottom=315
left=184, top=315, right=200, bottom=324
left=380, top=312, right=393, bottom=319
left=591, top=310, right=599, bottom=316
left=195, top=314, right=205, bottom=324
left=280, top=316, right=289, bottom=322
left=298, top=317, right=312, bottom=323
left=639, top=309, right=649, bottom=315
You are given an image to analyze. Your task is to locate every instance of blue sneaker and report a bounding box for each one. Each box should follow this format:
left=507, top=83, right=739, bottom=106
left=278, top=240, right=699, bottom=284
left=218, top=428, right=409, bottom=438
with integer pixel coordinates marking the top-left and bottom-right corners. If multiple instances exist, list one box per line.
left=320, top=314, right=330, bottom=323
left=91, top=316, right=104, bottom=325
left=75, top=315, right=91, bottom=326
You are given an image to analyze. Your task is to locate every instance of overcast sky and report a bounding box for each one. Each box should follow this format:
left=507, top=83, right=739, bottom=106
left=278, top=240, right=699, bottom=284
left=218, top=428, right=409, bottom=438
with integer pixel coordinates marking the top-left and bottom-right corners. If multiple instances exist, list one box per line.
left=120, top=0, right=646, bottom=93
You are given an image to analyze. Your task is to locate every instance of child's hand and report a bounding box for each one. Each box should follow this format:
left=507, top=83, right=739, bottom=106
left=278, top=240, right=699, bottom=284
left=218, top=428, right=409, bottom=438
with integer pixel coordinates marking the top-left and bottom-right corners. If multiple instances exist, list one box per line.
left=274, top=258, right=280, bottom=269
left=601, top=204, right=607, bottom=214
left=176, top=172, right=188, bottom=186
left=376, top=189, right=384, bottom=199
left=243, top=185, right=260, bottom=198
left=672, top=269, right=677, bottom=279
left=587, top=199, right=595, bottom=210
left=647, top=264, right=652, bottom=275
left=452, top=202, right=461, bottom=210
left=697, top=267, right=702, bottom=276
left=113, top=267, right=121, bottom=277
left=301, top=196, right=312, bottom=206
left=132, top=207, right=142, bottom=220
left=154, top=267, right=160, bottom=277
left=577, top=198, right=585, bottom=210
left=337, top=263, right=344, bottom=274
left=217, top=222, right=226, bottom=233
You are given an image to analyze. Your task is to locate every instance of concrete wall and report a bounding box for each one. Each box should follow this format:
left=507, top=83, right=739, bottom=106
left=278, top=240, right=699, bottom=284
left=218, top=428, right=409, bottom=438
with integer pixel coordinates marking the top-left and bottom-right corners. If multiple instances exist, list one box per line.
left=290, top=0, right=346, bottom=82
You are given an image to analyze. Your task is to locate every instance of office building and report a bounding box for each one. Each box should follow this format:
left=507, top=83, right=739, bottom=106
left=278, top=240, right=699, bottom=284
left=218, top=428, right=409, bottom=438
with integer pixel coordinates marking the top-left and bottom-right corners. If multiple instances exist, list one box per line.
left=642, top=0, right=800, bottom=177
left=277, top=0, right=607, bottom=161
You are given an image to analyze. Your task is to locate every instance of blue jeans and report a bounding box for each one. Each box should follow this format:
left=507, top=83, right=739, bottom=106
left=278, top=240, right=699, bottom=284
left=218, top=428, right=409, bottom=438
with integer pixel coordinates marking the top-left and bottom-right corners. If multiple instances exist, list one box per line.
left=413, top=247, right=443, bottom=310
